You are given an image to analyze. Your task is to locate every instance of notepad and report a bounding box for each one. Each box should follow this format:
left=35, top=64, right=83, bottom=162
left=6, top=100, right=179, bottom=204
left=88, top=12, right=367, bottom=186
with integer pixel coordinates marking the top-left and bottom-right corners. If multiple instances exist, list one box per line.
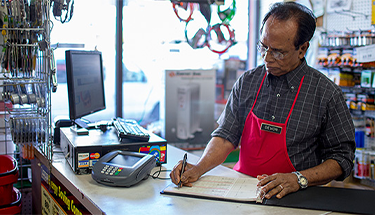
left=161, top=175, right=260, bottom=203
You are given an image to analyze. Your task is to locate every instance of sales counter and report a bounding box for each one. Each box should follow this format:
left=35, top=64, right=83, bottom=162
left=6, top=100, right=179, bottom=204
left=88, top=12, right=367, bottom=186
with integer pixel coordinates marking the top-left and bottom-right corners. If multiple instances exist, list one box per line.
left=31, top=144, right=354, bottom=215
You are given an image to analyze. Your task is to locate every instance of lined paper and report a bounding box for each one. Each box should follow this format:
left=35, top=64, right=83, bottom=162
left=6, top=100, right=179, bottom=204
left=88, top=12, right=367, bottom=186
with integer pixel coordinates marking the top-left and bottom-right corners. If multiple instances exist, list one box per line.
left=161, top=175, right=259, bottom=202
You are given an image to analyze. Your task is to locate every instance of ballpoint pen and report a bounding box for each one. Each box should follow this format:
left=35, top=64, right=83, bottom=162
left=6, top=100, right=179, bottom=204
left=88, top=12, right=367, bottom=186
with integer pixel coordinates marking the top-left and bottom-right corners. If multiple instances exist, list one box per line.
left=178, top=153, right=187, bottom=188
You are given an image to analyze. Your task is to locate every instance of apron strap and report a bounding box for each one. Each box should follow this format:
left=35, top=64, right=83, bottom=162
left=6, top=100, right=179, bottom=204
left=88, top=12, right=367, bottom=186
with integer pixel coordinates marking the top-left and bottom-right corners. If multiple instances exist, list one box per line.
left=285, top=76, right=305, bottom=124
left=250, top=73, right=267, bottom=113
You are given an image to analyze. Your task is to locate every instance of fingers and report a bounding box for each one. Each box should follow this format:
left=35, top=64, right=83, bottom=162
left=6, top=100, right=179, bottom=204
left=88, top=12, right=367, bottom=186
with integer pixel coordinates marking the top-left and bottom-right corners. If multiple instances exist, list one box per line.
left=169, top=161, right=195, bottom=186
left=170, top=161, right=201, bottom=188
left=256, top=174, right=268, bottom=181
left=256, top=173, right=299, bottom=199
left=169, top=160, right=183, bottom=185
left=275, top=184, right=285, bottom=199
left=260, top=182, right=284, bottom=199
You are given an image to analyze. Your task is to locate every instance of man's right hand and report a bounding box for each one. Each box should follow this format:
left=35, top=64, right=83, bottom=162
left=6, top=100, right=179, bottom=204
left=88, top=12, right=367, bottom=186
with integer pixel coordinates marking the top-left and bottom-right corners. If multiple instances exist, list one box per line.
left=169, top=137, right=235, bottom=187
left=169, top=161, right=201, bottom=187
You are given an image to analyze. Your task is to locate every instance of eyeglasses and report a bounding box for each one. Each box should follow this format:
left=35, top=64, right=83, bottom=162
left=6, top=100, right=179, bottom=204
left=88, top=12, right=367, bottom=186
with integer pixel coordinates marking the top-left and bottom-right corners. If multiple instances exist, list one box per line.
left=257, top=42, right=289, bottom=60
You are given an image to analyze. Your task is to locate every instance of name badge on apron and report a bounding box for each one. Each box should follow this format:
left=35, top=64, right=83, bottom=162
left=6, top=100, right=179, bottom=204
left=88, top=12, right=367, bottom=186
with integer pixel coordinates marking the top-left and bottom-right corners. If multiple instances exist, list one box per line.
left=261, top=123, right=282, bottom=134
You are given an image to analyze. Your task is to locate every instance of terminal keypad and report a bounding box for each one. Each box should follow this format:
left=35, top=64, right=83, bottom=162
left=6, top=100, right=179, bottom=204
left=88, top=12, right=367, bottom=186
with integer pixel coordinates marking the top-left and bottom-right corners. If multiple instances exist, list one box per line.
left=101, top=165, right=123, bottom=176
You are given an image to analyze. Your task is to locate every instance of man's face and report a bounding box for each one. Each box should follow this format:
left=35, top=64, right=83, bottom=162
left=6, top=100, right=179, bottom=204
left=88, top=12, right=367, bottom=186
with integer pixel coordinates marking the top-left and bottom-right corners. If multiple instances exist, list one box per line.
left=259, top=16, right=309, bottom=76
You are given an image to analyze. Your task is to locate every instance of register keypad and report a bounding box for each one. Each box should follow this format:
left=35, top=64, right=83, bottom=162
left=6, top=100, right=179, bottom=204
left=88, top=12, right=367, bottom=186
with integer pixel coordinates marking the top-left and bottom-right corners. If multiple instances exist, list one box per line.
left=101, top=165, right=123, bottom=176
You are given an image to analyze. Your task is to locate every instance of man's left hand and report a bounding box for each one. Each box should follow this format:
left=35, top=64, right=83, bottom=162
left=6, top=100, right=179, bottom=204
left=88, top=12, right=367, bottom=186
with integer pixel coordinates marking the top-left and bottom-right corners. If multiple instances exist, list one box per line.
left=256, top=173, right=300, bottom=199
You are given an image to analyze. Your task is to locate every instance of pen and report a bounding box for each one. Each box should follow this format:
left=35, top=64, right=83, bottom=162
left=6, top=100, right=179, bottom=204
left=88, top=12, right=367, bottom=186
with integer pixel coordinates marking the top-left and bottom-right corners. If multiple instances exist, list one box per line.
left=178, top=153, right=187, bottom=188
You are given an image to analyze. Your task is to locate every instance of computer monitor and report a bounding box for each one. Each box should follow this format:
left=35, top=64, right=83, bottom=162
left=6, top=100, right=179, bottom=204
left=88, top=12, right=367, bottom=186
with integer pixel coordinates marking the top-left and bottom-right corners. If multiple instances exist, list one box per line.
left=65, top=50, right=106, bottom=129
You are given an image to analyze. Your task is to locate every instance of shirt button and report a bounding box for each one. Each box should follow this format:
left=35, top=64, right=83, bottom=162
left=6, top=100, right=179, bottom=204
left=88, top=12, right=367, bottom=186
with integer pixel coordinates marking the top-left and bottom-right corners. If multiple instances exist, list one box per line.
left=277, top=94, right=281, bottom=97
left=271, top=115, right=275, bottom=120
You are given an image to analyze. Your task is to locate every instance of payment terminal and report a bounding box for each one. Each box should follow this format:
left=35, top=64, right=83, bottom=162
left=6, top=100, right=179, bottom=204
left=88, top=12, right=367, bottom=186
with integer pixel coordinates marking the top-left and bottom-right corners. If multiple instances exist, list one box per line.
left=91, top=150, right=156, bottom=187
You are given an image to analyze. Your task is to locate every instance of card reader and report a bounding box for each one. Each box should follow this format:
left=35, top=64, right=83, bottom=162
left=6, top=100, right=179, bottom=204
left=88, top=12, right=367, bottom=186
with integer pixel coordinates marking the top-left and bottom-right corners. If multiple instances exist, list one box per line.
left=91, top=150, right=156, bottom=187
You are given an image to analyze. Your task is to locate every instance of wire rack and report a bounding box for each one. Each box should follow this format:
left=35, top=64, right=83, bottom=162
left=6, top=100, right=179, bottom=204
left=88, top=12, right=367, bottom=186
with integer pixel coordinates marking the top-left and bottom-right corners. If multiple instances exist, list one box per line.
left=324, top=0, right=373, bottom=31
left=0, top=0, right=54, bottom=161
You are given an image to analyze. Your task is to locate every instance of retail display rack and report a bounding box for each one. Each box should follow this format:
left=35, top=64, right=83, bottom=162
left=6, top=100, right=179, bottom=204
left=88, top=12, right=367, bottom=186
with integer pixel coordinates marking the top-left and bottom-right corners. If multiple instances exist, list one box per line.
left=320, top=0, right=375, bottom=188
left=0, top=0, right=54, bottom=162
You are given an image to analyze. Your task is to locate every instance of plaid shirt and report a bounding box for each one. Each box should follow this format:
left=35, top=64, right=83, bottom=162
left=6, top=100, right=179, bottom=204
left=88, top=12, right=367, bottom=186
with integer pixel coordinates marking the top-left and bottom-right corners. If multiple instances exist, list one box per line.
left=212, top=59, right=355, bottom=180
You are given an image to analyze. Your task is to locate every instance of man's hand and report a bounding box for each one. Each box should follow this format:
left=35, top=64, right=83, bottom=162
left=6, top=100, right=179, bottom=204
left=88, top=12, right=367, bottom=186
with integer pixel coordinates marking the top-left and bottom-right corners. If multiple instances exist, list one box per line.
left=169, top=160, right=201, bottom=187
left=257, top=173, right=300, bottom=199
left=256, top=159, right=344, bottom=199
left=169, top=137, right=235, bottom=187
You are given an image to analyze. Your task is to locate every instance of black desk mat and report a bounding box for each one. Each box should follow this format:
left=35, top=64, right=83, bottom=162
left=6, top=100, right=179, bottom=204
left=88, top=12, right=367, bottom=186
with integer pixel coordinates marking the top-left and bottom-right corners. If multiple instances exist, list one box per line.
left=264, top=186, right=375, bottom=214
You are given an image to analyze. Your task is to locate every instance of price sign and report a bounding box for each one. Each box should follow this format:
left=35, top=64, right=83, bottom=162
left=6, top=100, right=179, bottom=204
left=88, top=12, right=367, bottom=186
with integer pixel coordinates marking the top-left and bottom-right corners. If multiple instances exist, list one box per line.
left=356, top=44, right=375, bottom=63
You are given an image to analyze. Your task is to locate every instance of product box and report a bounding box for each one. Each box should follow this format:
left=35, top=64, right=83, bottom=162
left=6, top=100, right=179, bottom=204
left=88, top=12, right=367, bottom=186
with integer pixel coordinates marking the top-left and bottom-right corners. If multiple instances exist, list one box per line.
left=361, top=70, right=373, bottom=88
left=162, top=69, right=216, bottom=148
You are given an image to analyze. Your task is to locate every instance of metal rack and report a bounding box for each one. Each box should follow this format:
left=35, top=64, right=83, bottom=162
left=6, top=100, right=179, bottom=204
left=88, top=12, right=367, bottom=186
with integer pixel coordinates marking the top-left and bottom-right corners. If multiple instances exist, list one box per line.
left=322, top=0, right=375, bottom=188
left=0, top=0, right=54, bottom=161
left=324, top=0, right=372, bottom=31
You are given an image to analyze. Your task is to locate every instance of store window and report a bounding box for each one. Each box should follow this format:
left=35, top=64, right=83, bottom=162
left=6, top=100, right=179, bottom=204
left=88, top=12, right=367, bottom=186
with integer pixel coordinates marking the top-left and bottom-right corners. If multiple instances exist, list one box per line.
left=50, top=0, right=116, bottom=122
left=50, top=0, right=249, bottom=128
left=121, top=0, right=249, bottom=129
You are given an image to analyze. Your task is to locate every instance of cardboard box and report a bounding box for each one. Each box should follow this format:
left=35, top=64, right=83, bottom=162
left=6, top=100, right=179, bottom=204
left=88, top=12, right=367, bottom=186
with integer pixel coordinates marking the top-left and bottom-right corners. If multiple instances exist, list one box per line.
left=162, top=69, right=216, bottom=148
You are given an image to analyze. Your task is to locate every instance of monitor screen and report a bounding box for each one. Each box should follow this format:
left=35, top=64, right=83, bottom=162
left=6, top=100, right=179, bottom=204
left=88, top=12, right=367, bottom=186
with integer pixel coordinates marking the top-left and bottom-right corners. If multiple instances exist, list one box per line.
left=65, top=50, right=106, bottom=125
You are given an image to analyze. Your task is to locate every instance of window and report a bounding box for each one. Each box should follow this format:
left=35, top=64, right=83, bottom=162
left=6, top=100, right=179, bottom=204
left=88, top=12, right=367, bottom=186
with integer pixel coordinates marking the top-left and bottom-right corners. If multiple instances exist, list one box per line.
left=50, top=0, right=248, bottom=129
left=121, top=0, right=249, bottom=127
left=50, top=0, right=116, bottom=122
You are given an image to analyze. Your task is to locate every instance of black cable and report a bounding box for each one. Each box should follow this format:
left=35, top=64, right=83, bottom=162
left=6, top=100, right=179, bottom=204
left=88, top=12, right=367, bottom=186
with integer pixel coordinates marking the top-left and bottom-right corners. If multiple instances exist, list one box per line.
left=149, top=157, right=171, bottom=180
left=150, top=169, right=171, bottom=180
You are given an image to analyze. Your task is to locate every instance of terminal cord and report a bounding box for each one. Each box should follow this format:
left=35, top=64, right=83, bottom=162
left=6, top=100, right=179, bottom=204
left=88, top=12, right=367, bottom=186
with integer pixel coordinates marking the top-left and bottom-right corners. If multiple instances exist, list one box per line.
left=149, top=158, right=171, bottom=180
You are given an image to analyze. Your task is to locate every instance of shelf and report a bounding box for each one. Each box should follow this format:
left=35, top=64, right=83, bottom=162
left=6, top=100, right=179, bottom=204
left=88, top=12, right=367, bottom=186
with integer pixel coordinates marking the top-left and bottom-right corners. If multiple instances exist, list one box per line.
left=341, top=86, right=375, bottom=94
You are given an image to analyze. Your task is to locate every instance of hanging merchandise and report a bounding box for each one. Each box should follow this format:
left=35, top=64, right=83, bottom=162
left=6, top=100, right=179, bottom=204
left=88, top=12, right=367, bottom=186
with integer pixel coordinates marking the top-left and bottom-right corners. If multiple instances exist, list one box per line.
left=184, top=13, right=210, bottom=49
left=185, top=25, right=207, bottom=49
left=206, top=23, right=236, bottom=54
left=51, top=0, right=74, bottom=23
left=172, top=2, right=195, bottom=22
left=218, top=0, right=236, bottom=24
left=171, top=0, right=236, bottom=54
left=0, top=0, right=54, bottom=160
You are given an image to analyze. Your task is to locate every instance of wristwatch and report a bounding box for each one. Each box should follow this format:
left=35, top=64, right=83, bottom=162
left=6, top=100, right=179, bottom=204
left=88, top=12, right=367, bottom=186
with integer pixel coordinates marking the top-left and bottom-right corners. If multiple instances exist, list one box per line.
left=292, top=171, right=308, bottom=189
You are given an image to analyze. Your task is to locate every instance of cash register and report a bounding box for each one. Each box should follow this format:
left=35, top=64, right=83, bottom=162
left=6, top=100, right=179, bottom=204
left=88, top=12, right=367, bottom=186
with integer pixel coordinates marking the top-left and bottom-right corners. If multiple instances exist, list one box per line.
left=59, top=50, right=167, bottom=175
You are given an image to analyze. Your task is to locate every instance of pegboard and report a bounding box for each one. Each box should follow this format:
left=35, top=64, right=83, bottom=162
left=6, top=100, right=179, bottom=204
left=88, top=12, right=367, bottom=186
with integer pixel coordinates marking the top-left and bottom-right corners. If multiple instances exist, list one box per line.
left=325, top=0, right=373, bottom=31
left=21, top=188, right=33, bottom=215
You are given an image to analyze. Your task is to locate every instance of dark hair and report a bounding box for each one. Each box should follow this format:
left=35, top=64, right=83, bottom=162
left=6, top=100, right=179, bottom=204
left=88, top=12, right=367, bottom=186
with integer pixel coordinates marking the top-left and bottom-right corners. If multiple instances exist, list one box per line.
left=260, top=2, right=316, bottom=48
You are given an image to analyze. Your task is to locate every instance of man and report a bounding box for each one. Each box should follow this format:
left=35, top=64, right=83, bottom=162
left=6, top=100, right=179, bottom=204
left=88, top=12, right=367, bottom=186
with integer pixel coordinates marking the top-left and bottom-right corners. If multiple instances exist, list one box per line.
left=170, top=2, right=355, bottom=199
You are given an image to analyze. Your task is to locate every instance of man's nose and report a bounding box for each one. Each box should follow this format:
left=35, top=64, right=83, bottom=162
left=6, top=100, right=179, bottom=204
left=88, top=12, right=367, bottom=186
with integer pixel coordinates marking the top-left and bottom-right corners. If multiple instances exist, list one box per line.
left=263, top=50, right=275, bottom=62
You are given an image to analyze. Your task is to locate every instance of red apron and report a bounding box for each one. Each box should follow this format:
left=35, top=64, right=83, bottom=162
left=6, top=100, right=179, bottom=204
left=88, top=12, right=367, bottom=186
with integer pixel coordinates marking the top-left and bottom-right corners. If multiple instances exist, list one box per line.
left=233, top=73, right=304, bottom=177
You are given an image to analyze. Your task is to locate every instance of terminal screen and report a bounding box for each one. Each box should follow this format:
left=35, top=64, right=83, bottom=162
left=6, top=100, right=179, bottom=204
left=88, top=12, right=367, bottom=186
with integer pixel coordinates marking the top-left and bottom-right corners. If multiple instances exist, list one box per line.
left=108, top=154, right=142, bottom=167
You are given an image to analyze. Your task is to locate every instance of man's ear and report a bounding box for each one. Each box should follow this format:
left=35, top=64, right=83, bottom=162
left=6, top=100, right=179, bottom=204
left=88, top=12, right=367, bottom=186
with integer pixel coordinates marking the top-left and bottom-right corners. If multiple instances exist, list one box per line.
left=299, top=41, right=309, bottom=59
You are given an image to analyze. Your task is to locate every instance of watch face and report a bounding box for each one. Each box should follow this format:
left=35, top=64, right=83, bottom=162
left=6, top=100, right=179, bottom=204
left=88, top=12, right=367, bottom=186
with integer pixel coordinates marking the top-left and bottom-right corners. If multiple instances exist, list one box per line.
left=293, top=172, right=308, bottom=188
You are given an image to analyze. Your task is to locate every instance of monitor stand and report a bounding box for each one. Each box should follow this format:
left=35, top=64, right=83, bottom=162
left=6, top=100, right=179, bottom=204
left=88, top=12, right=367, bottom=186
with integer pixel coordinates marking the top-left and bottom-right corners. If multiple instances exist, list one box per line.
left=74, top=118, right=90, bottom=129
left=70, top=119, right=89, bottom=135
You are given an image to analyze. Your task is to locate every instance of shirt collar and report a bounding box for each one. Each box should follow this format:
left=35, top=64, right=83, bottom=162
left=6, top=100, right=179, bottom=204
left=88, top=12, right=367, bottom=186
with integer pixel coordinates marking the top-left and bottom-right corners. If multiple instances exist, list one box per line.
left=265, top=58, right=307, bottom=89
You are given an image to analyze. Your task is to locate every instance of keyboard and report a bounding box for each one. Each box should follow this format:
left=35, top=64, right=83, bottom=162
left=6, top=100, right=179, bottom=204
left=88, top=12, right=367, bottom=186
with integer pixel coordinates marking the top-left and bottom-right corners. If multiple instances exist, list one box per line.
left=113, top=118, right=150, bottom=142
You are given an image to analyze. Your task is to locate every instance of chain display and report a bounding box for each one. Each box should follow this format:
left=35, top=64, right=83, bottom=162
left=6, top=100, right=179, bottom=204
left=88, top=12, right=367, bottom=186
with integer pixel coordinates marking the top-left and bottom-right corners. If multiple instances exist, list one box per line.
left=217, top=0, right=235, bottom=24
left=172, top=2, right=194, bottom=22
left=206, top=23, right=235, bottom=54
left=0, top=0, right=53, bottom=161
left=171, top=0, right=236, bottom=54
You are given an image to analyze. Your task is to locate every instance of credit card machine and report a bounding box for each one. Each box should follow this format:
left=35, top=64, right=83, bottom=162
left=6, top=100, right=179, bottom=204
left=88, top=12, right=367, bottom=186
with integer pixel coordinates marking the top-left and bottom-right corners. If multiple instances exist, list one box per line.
left=91, top=150, right=156, bottom=187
